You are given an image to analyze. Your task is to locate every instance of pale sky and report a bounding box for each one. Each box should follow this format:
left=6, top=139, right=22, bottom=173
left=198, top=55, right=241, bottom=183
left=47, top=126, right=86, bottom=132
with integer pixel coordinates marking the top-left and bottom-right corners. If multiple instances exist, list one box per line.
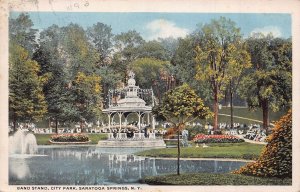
left=10, top=12, right=291, bottom=40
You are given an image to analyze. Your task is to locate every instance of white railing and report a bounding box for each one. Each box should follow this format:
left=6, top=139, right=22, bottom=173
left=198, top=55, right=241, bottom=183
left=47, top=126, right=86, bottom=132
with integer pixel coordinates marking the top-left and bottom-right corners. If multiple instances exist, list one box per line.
left=133, top=133, right=145, bottom=140
left=107, top=132, right=158, bottom=140
left=148, top=133, right=156, bottom=139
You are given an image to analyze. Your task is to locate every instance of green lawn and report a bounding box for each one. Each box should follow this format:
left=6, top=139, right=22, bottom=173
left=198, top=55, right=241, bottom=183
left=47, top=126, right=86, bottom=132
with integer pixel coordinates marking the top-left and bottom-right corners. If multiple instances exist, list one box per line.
left=34, top=133, right=108, bottom=145
left=141, top=173, right=291, bottom=185
left=218, top=107, right=287, bottom=124
left=179, top=107, right=287, bottom=125
left=135, top=142, right=264, bottom=160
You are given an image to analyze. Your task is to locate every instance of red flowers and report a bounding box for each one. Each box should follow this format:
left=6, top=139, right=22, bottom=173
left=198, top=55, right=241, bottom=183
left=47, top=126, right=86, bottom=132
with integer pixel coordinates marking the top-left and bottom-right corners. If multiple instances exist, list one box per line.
left=51, top=133, right=89, bottom=142
left=193, top=134, right=244, bottom=143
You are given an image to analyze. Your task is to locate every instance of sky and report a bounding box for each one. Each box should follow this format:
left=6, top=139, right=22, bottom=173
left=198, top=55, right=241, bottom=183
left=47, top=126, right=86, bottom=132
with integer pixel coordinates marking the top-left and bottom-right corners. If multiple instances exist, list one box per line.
left=10, top=12, right=291, bottom=40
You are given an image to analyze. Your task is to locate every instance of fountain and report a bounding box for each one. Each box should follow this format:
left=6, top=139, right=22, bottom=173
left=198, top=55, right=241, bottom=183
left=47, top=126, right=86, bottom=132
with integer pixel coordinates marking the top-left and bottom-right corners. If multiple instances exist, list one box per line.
left=9, top=129, right=38, bottom=155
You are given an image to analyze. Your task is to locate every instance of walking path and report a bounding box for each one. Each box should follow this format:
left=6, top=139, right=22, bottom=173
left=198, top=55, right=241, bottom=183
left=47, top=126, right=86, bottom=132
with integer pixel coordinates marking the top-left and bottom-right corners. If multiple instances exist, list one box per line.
left=236, top=135, right=267, bottom=145
left=218, top=113, right=275, bottom=126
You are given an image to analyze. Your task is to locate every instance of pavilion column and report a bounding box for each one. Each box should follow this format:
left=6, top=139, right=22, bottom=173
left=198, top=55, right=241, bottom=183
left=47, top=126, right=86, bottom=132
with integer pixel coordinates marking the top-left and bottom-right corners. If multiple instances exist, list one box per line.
left=118, top=112, right=122, bottom=133
left=108, top=113, right=111, bottom=131
left=125, top=116, right=128, bottom=127
left=147, top=113, right=150, bottom=125
left=138, top=112, right=141, bottom=132
left=152, top=114, right=156, bottom=130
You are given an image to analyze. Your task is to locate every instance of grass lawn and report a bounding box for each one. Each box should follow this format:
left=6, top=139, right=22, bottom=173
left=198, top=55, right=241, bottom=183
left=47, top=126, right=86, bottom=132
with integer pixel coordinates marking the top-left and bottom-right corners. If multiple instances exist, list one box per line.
left=219, top=107, right=287, bottom=122
left=135, top=142, right=264, bottom=160
left=141, top=173, right=291, bottom=185
left=179, top=107, right=287, bottom=125
left=34, top=133, right=108, bottom=145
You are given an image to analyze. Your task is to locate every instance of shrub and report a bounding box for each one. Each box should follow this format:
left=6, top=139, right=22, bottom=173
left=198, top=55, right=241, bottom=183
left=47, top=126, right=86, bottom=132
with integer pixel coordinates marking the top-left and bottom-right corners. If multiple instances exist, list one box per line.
left=234, top=110, right=292, bottom=178
left=193, top=134, right=244, bottom=143
left=186, top=125, right=207, bottom=140
left=50, top=133, right=89, bottom=142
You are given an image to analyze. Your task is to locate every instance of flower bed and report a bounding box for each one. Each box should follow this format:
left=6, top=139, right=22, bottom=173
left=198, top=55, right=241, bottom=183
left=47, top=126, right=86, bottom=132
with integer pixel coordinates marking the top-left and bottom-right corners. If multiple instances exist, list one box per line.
left=50, top=133, right=89, bottom=143
left=193, top=134, right=244, bottom=143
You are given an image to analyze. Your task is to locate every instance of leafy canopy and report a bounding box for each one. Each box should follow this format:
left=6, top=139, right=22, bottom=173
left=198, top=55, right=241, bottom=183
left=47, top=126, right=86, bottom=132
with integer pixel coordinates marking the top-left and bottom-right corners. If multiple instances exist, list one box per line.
left=153, top=84, right=211, bottom=127
left=9, top=43, right=47, bottom=122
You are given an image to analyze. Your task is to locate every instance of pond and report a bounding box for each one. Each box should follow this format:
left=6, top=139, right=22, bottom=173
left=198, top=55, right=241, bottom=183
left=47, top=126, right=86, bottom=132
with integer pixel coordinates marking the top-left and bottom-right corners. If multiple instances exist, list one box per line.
left=9, top=146, right=247, bottom=185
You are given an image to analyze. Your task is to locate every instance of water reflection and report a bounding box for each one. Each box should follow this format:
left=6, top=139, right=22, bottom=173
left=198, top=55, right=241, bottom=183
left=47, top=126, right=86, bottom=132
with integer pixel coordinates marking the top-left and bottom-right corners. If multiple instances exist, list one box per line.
left=9, top=158, right=31, bottom=179
left=9, top=146, right=246, bottom=185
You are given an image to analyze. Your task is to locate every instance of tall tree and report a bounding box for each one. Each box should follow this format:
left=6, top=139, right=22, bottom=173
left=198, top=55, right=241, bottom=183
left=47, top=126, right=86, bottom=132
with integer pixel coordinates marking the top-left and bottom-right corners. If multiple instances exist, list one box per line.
left=130, top=58, right=172, bottom=102
left=239, top=34, right=292, bottom=130
left=35, top=24, right=103, bottom=132
left=61, top=24, right=103, bottom=131
left=112, top=30, right=145, bottom=81
left=153, top=84, right=211, bottom=175
left=33, top=25, right=72, bottom=133
left=9, top=43, right=47, bottom=131
left=159, top=37, right=179, bottom=60
left=137, top=40, right=168, bottom=61
left=86, top=23, right=120, bottom=108
left=194, top=17, right=247, bottom=130
left=87, top=22, right=114, bottom=65
left=172, top=36, right=211, bottom=103
left=226, top=40, right=251, bottom=129
left=9, top=13, right=38, bottom=56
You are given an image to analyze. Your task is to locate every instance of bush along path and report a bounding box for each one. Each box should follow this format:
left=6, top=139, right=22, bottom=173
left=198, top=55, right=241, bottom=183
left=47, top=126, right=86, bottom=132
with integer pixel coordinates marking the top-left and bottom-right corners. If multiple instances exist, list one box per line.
left=233, top=110, right=292, bottom=178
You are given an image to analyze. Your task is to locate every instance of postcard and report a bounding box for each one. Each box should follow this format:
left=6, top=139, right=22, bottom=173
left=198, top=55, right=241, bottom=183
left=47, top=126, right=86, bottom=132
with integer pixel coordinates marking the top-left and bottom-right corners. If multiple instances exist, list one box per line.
left=1, top=0, right=300, bottom=192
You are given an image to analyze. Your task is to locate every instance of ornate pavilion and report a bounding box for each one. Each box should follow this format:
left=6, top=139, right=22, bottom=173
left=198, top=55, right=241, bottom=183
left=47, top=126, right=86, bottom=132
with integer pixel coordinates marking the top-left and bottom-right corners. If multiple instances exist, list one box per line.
left=102, top=71, right=157, bottom=140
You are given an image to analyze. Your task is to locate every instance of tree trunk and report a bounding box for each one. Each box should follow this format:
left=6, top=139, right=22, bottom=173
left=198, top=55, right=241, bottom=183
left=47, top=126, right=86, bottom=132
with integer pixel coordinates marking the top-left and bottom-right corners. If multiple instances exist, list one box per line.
left=177, top=127, right=180, bottom=175
left=213, top=86, right=219, bottom=130
left=230, top=83, right=234, bottom=129
left=13, top=113, right=17, bottom=132
left=80, top=120, right=84, bottom=133
left=55, top=117, right=58, bottom=134
left=262, top=100, right=269, bottom=133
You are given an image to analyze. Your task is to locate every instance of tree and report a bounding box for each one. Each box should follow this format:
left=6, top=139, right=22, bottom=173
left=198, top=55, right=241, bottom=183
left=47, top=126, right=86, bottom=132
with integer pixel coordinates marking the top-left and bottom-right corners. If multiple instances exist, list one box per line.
left=72, top=72, right=102, bottom=130
left=130, top=57, right=174, bottom=102
left=153, top=84, right=211, bottom=175
left=130, top=58, right=173, bottom=102
left=238, top=34, right=292, bottom=130
left=86, top=23, right=121, bottom=108
left=112, top=30, right=145, bottom=81
left=61, top=24, right=103, bottom=131
left=34, top=24, right=103, bottom=132
left=137, top=40, right=169, bottom=61
left=9, top=43, right=48, bottom=131
left=87, top=22, right=114, bottom=65
left=194, top=17, right=248, bottom=130
left=9, top=13, right=38, bottom=56
left=234, top=110, right=292, bottom=178
left=225, top=41, right=251, bottom=129
left=172, top=36, right=211, bottom=103
left=159, top=37, right=179, bottom=61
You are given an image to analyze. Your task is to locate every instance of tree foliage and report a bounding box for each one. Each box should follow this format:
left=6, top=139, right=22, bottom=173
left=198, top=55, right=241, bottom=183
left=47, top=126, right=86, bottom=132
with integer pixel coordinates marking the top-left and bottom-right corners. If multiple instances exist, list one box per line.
left=9, top=13, right=38, bottom=56
left=234, top=110, right=292, bottom=178
left=153, top=84, right=211, bottom=175
left=87, top=22, right=114, bottom=65
left=137, top=40, right=169, bottom=61
left=32, top=24, right=103, bottom=131
left=9, top=13, right=292, bottom=140
left=112, top=30, right=145, bottom=81
left=195, top=17, right=250, bottom=130
left=238, top=34, right=292, bottom=129
left=172, top=36, right=211, bottom=102
left=9, top=43, right=48, bottom=130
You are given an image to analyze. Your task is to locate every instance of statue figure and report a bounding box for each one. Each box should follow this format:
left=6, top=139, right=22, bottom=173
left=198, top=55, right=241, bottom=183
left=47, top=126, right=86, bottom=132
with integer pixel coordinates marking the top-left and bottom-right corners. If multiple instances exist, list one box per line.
left=181, top=130, right=189, bottom=147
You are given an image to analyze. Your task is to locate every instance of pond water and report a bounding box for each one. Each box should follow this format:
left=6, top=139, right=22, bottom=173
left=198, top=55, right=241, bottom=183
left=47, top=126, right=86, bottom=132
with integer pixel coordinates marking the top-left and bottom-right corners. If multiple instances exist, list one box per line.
left=9, top=146, right=247, bottom=185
